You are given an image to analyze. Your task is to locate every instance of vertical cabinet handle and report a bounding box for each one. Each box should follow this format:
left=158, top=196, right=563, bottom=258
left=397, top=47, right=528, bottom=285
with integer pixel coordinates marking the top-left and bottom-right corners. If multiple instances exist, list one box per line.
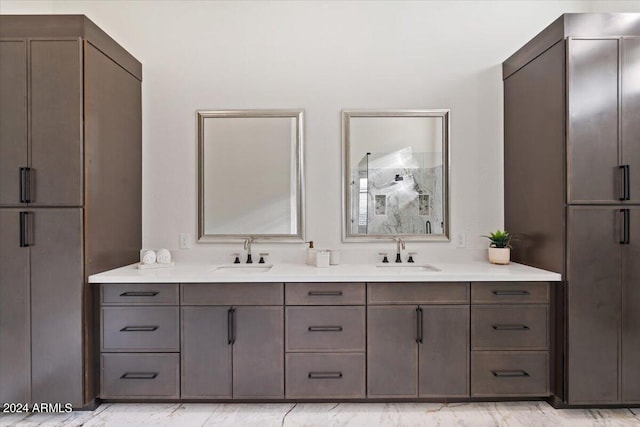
left=227, top=307, right=235, bottom=345
left=625, top=165, right=631, bottom=201
left=620, top=209, right=630, bottom=245
left=19, top=212, right=31, bottom=247
left=19, top=167, right=32, bottom=203
left=620, top=165, right=630, bottom=201
left=416, top=307, right=423, bottom=344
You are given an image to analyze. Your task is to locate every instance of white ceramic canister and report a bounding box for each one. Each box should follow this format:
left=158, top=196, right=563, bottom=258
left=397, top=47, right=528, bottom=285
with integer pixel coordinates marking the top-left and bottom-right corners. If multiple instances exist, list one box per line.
left=315, top=250, right=330, bottom=268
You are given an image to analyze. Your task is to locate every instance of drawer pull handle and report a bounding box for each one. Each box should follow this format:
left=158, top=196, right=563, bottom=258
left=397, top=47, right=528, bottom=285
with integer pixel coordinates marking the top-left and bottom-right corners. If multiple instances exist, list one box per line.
left=308, top=326, right=342, bottom=332
left=120, top=326, right=159, bottom=332
left=491, top=370, right=530, bottom=378
left=492, top=324, right=530, bottom=331
left=308, top=371, right=343, bottom=379
left=492, top=290, right=530, bottom=296
left=308, top=291, right=343, bottom=296
left=120, top=291, right=159, bottom=297
left=120, top=372, right=158, bottom=380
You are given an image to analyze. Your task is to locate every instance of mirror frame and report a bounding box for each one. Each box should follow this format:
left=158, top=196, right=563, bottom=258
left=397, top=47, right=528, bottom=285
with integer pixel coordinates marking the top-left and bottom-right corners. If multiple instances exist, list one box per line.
left=341, top=109, right=450, bottom=242
left=197, top=109, right=305, bottom=242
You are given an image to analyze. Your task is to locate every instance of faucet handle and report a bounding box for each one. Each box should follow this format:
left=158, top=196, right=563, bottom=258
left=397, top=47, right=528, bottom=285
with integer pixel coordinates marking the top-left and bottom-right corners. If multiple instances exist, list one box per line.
left=232, top=253, right=241, bottom=264
left=378, top=252, right=389, bottom=264
left=407, top=252, right=417, bottom=263
left=259, top=253, right=269, bottom=264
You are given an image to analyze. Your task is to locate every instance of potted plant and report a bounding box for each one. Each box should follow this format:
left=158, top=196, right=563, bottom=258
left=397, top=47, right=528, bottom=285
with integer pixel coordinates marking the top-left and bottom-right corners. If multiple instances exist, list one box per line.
left=483, top=230, right=512, bottom=265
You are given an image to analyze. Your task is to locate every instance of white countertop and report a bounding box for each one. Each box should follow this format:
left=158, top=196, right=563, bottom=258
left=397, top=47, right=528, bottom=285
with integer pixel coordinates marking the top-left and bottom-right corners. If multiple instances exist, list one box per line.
left=89, top=261, right=561, bottom=283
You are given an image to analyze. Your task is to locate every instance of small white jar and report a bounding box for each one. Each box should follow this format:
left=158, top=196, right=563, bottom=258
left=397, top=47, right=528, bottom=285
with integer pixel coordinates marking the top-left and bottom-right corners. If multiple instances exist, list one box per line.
left=315, top=250, right=330, bottom=268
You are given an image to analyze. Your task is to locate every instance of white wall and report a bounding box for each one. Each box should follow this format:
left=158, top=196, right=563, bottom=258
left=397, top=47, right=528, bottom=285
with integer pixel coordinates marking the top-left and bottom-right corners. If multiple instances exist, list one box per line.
left=2, top=1, right=638, bottom=265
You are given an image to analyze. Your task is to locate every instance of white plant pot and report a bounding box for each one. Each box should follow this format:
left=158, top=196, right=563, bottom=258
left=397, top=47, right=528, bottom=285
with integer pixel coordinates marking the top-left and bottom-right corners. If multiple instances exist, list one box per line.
left=488, top=247, right=510, bottom=265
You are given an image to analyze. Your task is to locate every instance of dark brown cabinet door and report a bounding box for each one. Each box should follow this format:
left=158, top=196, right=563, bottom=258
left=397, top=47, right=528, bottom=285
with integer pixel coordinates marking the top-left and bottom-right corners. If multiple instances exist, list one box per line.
left=622, top=37, right=640, bottom=204
left=0, top=40, right=27, bottom=206
left=567, top=207, right=621, bottom=404
left=233, top=307, right=284, bottom=398
left=367, top=306, right=418, bottom=397
left=419, top=305, right=469, bottom=397
left=29, top=39, right=82, bottom=206
left=0, top=210, right=30, bottom=404
left=568, top=39, right=620, bottom=204
left=622, top=207, right=640, bottom=403
left=181, top=306, right=232, bottom=398
left=29, top=208, right=83, bottom=406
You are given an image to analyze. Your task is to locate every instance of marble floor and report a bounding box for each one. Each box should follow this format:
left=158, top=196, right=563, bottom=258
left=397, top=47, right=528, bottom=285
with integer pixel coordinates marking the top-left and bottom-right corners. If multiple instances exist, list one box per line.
left=1, top=402, right=639, bottom=427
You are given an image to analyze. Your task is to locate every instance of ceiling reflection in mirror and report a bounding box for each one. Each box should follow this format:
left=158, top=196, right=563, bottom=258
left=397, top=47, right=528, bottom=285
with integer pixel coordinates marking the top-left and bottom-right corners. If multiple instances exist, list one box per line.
left=198, top=110, right=304, bottom=242
left=343, top=110, right=449, bottom=241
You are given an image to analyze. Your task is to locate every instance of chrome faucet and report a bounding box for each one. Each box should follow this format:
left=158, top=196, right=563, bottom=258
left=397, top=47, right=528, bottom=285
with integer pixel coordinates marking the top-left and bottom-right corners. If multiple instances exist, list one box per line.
left=244, top=237, right=255, bottom=264
left=393, top=237, right=405, bottom=263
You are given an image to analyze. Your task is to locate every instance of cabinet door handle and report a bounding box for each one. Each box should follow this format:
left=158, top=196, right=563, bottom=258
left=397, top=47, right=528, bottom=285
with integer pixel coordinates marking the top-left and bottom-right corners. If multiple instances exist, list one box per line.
left=308, top=371, right=342, bottom=379
left=307, top=291, right=343, bottom=296
left=19, top=167, right=32, bottom=203
left=492, top=324, right=530, bottom=331
left=620, top=209, right=630, bottom=245
left=119, top=291, right=159, bottom=297
left=492, top=290, right=530, bottom=296
left=620, top=165, right=630, bottom=201
left=227, top=307, right=235, bottom=345
left=626, top=165, right=631, bottom=201
left=308, top=326, right=342, bottom=332
left=416, top=307, right=423, bottom=344
left=120, top=326, right=159, bottom=332
left=19, top=212, right=32, bottom=247
left=120, top=372, right=158, bottom=380
left=491, top=370, right=530, bottom=378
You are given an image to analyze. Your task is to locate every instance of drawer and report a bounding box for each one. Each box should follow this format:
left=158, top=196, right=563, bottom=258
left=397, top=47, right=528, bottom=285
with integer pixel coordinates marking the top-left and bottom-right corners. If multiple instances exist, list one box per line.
left=101, top=283, right=179, bottom=305
left=472, top=305, right=548, bottom=350
left=471, top=351, right=549, bottom=397
left=471, top=282, right=549, bottom=304
left=286, top=307, right=365, bottom=352
left=101, top=353, right=179, bottom=399
left=102, top=307, right=179, bottom=352
left=286, top=283, right=365, bottom=305
left=368, top=282, right=469, bottom=305
left=181, top=283, right=283, bottom=305
left=286, top=353, right=365, bottom=398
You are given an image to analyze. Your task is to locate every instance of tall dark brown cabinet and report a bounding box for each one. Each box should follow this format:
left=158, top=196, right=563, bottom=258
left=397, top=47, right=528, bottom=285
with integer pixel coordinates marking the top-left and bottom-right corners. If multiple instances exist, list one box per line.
left=0, top=15, right=142, bottom=408
left=503, top=13, right=640, bottom=405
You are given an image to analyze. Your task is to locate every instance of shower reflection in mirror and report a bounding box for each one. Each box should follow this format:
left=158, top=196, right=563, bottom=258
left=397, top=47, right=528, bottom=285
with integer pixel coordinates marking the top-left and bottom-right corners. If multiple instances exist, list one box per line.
left=343, top=110, right=449, bottom=241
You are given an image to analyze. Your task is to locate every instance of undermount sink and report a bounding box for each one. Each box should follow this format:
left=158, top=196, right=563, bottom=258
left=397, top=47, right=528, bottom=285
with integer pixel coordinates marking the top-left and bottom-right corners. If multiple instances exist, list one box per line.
left=376, top=263, right=440, bottom=272
left=214, top=264, right=273, bottom=273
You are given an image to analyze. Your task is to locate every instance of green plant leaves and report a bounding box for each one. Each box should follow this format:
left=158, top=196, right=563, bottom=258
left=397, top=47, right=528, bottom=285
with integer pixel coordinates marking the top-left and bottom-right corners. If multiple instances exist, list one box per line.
left=482, top=229, right=512, bottom=249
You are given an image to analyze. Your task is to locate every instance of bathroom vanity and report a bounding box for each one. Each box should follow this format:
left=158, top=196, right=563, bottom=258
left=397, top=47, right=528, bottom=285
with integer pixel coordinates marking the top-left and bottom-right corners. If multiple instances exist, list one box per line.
left=91, top=263, right=559, bottom=402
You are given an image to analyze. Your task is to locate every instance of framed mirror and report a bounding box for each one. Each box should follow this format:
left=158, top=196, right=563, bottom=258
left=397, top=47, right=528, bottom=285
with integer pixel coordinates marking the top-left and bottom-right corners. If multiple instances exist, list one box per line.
left=198, top=110, right=305, bottom=242
left=342, top=110, right=450, bottom=242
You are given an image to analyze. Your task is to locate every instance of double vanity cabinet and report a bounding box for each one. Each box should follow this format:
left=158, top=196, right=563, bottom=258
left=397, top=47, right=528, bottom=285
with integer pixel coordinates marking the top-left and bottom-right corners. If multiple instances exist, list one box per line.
left=96, top=277, right=553, bottom=402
